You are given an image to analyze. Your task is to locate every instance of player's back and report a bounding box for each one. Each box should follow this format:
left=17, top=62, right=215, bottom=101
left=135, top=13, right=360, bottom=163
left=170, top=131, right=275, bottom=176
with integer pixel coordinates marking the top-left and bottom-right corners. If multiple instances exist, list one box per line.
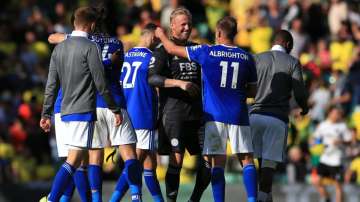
left=90, top=34, right=125, bottom=108
left=53, top=36, right=104, bottom=115
left=251, top=50, right=303, bottom=121
left=187, top=44, right=257, bottom=125
left=121, top=47, right=157, bottom=129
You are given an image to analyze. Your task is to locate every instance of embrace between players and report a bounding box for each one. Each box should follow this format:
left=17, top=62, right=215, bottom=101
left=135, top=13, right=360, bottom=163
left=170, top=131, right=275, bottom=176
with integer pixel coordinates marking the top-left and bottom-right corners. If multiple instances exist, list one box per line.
left=40, top=5, right=308, bottom=202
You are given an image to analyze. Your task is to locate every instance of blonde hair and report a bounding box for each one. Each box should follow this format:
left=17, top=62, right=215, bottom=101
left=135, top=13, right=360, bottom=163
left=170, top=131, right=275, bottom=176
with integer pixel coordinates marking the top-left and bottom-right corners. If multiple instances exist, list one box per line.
left=170, top=7, right=192, bottom=23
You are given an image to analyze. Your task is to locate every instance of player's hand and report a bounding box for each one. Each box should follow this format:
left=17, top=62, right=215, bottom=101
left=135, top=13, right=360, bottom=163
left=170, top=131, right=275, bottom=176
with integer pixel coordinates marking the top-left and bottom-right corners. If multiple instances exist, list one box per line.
left=48, top=33, right=66, bottom=44
left=40, top=118, right=51, bottom=133
left=114, top=113, right=123, bottom=127
left=155, top=27, right=166, bottom=39
left=111, top=50, right=123, bottom=67
left=179, top=81, right=201, bottom=98
left=333, top=138, right=342, bottom=146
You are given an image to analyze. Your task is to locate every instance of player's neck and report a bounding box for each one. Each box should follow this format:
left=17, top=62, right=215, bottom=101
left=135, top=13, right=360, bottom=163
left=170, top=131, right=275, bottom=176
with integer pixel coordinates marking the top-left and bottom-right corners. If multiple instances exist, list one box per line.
left=170, top=36, right=187, bottom=45
left=74, top=26, right=91, bottom=34
left=137, top=39, right=151, bottom=49
left=217, top=38, right=234, bottom=47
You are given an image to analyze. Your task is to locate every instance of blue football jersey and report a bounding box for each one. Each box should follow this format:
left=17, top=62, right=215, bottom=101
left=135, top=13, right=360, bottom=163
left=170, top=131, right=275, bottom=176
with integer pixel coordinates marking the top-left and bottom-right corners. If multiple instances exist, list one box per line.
left=120, top=47, right=157, bottom=130
left=54, top=89, right=62, bottom=114
left=186, top=44, right=257, bottom=125
left=91, top=34, right=125, bottom=108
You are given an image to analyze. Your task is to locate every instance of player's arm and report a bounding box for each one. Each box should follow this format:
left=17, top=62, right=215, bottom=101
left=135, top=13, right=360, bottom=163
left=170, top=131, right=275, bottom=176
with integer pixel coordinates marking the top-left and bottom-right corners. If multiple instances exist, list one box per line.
left=246, top=83, right=257, bottom=98
left=88, top=43, right=122, bottom=125
left=40, top=47, right=60, bottom=132
left=148, top=47, right=200, bottom=91
left=292, top=61, right=309, bottom=115
left=344, top=168, right=354, bottom=184
left=155, top=27, right=187, bottom=58
left=148, top=46, right=200, bottom=96
left=48, top=33, right=66, bottom=44
left=246, top=56, right=258, bottom=98
left=110, top=49, right=124, bottom=68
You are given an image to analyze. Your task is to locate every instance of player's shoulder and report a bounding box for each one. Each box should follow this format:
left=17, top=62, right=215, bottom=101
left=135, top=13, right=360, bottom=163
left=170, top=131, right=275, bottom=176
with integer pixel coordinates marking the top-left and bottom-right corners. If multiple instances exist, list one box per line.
left=153, top=43, right=168, bottom=55
left=319, top=120, right=332, bottom=128
left=186, top=41, right=199, bottom=46
left=90, top=34, right=122, bottom=44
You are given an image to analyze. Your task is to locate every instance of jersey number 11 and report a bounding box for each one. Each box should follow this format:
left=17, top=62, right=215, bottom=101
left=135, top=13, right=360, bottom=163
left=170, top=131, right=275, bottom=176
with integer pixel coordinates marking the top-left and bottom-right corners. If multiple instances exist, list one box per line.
left=220, top=61, right=239, bottom=89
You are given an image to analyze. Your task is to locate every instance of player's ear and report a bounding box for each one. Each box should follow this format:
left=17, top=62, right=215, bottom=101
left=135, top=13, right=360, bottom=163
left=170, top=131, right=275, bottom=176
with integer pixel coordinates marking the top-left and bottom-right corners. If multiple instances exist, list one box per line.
left=90, top=22, right=96, bottom=32
left=216, top=29, right=221, bottom=39
left=285, top=41, right=293, bottom=54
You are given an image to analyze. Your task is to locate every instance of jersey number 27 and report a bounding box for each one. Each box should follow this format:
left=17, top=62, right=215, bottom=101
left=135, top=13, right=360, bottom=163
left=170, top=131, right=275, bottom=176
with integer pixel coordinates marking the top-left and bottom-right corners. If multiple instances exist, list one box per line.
left=121, top=61, right=142, bottom=88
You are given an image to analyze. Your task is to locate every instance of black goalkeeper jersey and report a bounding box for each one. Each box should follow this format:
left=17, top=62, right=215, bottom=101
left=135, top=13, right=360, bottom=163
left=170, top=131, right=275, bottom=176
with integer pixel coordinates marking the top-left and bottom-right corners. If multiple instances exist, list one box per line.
left=148, top=40, right=202, bottom=121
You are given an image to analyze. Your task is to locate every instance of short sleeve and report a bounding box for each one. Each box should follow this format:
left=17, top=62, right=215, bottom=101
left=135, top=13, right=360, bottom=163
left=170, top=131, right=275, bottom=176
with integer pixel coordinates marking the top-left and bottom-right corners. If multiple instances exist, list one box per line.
left=313, top=124, right=323, bottom=139
left=247, top=55, right=257, bottom=84
left=186, top=45, right=208, bottom=64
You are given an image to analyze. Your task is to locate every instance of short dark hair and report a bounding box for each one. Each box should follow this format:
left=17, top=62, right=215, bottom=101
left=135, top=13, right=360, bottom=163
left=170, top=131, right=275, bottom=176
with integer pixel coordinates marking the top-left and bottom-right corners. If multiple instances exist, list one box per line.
left=273, top=30, right=293, bottom=51
left=92, top=5, right=108, bottom=35
left=141, top=23, right=157, bottom=36
left=216, top=16, right=238, bottom=40
left=73, top=6, right=98, bottom=27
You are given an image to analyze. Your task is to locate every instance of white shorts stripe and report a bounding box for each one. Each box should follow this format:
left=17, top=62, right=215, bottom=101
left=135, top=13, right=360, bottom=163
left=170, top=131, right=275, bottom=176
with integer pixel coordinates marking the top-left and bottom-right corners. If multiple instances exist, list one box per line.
left=135, top=129, right=157, bottom=151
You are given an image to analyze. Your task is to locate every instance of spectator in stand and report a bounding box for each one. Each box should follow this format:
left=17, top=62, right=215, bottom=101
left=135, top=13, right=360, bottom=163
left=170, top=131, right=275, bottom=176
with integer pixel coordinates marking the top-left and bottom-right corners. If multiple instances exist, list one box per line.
left=290, top=17, right=309, bottom=58
left=330, top=21, right=355, bottom=73
left=345, top=154, right=360, bottom=185
left=160, top=0, right=179, bottom=29
left=344, top=128, right=360, bottom=163
left=265, top=0, right=282, bottom=31
left=308, top=78, right=331, bottom=125
left=249, top=15, right=273, bottom=54
left=281, top=0, right=302, bottom=30
left=332, top=50, right=360, bottom=130
left=316, top=39, right=332, bottom=71
left=328, top=0, right=349, bottom=38
left=287, top=146, right=307, bottom=184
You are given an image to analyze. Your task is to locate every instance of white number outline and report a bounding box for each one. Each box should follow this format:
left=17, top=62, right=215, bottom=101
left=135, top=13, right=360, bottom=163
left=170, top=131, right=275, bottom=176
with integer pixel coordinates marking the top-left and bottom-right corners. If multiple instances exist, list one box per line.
left=121, top=61, right=142, bottom=89
left=219, top=61, right=239, bottom=89
left=101, top=44, right=112, bottom=60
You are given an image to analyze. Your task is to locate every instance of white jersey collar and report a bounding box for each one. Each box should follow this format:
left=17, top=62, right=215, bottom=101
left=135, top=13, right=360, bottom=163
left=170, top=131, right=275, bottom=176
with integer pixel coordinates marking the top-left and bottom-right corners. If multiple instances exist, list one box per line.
left=71, top=30, right=89, bottom=38
left=271, top=45, right=286, bottom=53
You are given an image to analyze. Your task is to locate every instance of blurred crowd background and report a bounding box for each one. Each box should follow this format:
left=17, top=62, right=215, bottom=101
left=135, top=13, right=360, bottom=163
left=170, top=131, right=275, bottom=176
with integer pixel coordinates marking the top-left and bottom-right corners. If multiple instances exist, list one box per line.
left=1, top=0, right=360, bottom=191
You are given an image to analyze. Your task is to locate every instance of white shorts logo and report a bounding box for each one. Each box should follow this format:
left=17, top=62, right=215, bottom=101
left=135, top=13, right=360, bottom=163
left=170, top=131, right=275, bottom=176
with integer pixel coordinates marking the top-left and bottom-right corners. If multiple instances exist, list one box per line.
left=171, top=138, right=179, bottom=147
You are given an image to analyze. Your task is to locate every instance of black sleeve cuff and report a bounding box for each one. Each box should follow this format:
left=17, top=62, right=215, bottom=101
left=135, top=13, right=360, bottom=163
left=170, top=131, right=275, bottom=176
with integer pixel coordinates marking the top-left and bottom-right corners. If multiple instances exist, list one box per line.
left=148, top=74, right=166, bottom=87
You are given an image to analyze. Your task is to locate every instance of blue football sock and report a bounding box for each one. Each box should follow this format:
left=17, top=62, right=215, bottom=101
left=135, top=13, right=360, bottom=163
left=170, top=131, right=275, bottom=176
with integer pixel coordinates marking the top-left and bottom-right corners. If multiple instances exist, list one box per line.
left=144, top=169, right=164, bottom=202
left=211, top=167, right=225, bottom=202
left=109, top=170, right=129, bottom=202
left=48, top=162, right=75, bottom=202
left=88, top=164, right=103, bottom=202
left=74, top=166, right=91, bottom=202
left=125, top=159, right=142, bottom=202
left=59, top=195, right=71, bottom=202
left=243, top=164, right=257, bottom=202
left=60, top=177, right=75, bottom=202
